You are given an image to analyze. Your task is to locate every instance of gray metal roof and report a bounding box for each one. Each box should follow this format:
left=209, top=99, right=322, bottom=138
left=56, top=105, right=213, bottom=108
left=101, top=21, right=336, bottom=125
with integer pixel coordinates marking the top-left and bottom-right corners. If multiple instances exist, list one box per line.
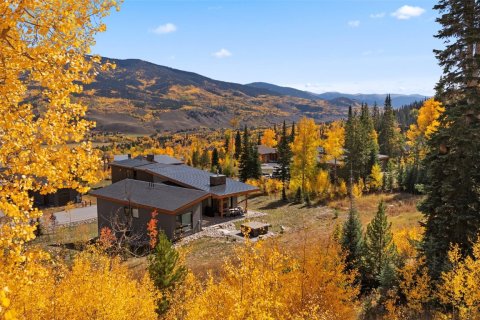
left=257, top=145, right=277, bottom=155
left=142, top=164, right=258, bottom=197
left=90, top=179, right=208, bottom=213
left=110, top=158, right=153, bottom=169
left=113, top=154, right=130, bottom=162
left=153, top=155, right=183, bottom=165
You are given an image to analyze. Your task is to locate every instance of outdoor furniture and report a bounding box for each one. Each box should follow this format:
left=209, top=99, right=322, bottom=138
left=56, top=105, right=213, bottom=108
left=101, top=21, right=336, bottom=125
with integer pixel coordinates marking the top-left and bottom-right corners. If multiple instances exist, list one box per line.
left=240, top=221, right=269, bottom=237
left=226, top=207, right=245, bottom=217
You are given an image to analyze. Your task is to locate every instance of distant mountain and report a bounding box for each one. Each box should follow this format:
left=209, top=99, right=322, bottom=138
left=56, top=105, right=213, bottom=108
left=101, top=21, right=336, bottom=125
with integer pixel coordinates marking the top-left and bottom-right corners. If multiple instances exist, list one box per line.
left=316, top=92, right=428, bottom=108
left=247, top=82, right=319, bottom=100
left=67, top=57, right=356, bottom=134
left=247, top=83, right=427, bottom=108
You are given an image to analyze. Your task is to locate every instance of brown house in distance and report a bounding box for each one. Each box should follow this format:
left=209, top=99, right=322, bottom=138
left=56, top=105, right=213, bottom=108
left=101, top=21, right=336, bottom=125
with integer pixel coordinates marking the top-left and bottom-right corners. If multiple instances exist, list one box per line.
left=257, top=145, right=278, bottom=163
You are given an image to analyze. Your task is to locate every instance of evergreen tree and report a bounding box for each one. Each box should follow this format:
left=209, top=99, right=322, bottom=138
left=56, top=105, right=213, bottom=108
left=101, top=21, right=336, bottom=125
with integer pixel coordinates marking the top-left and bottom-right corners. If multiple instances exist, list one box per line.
left=239, top=126, right=252, bottom=182
left=191, top=149, right=200, bottom=168
left=379, top=95, right=400, bottom=158
left=345, top=106, right=363, bottom=180
left=234, top=130, right=242, bottom=159
left=148, top=231, right=187, bottom=315
left=420, top=0, right=480, bottom=278
left=250, top=144, right=262, bottom=180
left=224, top=134, right=230, bottom=152
left=363, top=200, right=397, bottom=287
left=341, top=205, right=364, bottom=273
left=211, top=147, right=219, bottom=172
left=360, top=103, right=379, bottom=178
left=290, top=122, right=296, bottom=143
left=372, top=102, right=382, bottom=132
left=275, top=121, right=293, bottom=200
left=199, top=149, right=210, bottom=169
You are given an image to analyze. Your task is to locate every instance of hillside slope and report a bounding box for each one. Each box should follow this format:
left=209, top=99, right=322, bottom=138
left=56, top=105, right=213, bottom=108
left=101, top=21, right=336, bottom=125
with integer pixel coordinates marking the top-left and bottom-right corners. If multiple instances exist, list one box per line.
left=77, top=57, right=353, bottom=134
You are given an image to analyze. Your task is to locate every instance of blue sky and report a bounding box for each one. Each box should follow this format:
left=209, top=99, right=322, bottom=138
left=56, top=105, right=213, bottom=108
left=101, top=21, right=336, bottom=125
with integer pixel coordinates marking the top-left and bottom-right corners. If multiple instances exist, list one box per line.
left=93, top=0, right=442, bottom=96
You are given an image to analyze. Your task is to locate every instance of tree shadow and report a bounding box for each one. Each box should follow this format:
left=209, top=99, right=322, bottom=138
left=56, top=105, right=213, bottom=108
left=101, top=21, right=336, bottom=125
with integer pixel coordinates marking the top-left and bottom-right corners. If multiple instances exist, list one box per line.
left=259, top=199, right=291, bottom=210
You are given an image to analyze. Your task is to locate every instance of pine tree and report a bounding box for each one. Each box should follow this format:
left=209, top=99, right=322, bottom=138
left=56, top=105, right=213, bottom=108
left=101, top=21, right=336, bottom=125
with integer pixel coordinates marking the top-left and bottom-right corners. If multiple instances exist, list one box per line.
left=359, top=103, right=379, bottom=178
left=275, top=121, right=293, bottom=201
left=191, top=149, right=200, bottom=168
left=363, top=200, right=397, bottom=287
left=420, top=0, right=480, bottom=278
left=234, top=130, right=242, bottom=159
left=224, top=134, right=230, bottom=152
left=239, top=126, right=252, bottom=182
left=199, top=149, right=210, bottom=169
left=250, top=144, right=262, bottom=180
left=211, top=148, right=219, bottom=172
left=345, top=106, right=363, bottom=180
left=379, top=95, right=400, bottom=158
left=372, top=102, right=382, bottom=132
left=290, top=122, right=296, bottom=143
left=341, top=205, right=364, bottom=273
left=148, top=231, right=187, bottom=315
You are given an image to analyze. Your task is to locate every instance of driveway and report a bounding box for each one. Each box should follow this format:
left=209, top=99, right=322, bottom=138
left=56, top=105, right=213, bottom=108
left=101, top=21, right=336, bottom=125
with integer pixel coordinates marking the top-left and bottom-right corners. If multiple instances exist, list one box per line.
left=46, top=205, right=97, bottom=225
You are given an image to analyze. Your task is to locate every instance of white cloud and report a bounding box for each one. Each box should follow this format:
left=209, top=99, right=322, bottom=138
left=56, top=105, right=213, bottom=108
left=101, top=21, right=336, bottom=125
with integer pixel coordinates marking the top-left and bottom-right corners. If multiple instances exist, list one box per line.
left=213, top=48, right=232, bottom=58
left=370, top=12, right=386, bottom=19
left=152, top=23, right=177, bottom=34
left=348, top=20, right=360, bottom=28
left=391, top=5, right=425, bottom=20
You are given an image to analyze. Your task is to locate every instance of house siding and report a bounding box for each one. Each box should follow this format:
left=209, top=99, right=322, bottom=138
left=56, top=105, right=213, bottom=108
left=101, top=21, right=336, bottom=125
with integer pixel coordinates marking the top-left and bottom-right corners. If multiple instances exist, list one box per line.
left=96, top=198, right=202, bottom=241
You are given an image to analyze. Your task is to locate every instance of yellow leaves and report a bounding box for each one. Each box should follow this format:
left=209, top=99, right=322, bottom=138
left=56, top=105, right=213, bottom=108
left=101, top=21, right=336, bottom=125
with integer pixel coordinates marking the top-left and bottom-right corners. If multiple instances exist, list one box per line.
left=261, top=128, right=277, bottom=147
left=437, top=238, right=480, bottom=318
left=290, top=117, right=320, bottom=193
left=321, top=120, right=345, bottom=161
left=406, top=98, right=445, bottom=161
left=314, top=169, right=332, bottom=200
left=4, top=247, right=157, bottom=320
left=368, top=163, right=383, bottom=191
left=166, top=240, right=359, bottom=320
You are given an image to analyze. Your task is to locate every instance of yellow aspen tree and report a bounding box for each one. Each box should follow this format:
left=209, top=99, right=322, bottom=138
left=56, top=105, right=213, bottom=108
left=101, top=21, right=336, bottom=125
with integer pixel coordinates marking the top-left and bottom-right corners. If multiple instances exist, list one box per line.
left=368, top=163, right=383, bottom=191
left=0, top=0, right=119, bottom=265
left=290, top=117, right=320, bottom=194
left=321, top=121, right=345, bottom=183
left=437, top=237, right=480, bottom=318
left=260, top=128, right=277, bottom=147
left=406, top=98, right=445, bottom=161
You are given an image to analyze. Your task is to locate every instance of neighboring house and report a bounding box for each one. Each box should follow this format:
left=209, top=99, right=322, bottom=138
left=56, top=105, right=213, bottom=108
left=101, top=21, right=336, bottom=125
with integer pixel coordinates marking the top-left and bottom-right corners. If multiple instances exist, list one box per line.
left=32, top=188, right=80, bottom=207
left=90, top=179, right=209, bottom=241
left=257, top=145, right=278, bottom=163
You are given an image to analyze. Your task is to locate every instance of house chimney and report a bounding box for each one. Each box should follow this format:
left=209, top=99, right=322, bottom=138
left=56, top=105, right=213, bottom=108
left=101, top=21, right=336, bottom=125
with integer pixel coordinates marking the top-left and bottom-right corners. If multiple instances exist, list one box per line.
left=146, top=154, right=154, bottom=162
left=127, top=154, right=131, bottom=159
left=210, top=174, right=226, bottom=186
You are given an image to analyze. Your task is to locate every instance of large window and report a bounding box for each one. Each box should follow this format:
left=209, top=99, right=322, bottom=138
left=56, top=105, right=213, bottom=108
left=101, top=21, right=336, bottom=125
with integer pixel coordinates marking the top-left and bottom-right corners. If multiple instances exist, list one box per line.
left=176, top=212, right=193, bottom=232
left=124, top=207, right=139, bottom=218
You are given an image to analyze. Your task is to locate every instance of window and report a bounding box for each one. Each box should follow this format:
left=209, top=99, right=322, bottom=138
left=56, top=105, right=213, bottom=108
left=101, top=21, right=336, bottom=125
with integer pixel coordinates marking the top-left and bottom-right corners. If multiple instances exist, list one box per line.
left=132, top=208, right=139, bottom=218
left=124, top=207, right=139, bottom=218
left=176, top=212, right=193, bottom=232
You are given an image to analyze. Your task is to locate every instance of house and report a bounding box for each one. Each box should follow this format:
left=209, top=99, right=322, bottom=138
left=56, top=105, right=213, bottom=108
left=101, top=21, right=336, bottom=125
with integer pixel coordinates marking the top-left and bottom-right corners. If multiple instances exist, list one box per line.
left=93, top=159, right=259, bottom=240
left=32, top=188, right=80, bottom=207
left=90, top=179, right=209, bottom=241
left=110, top=154, right=183, bottom=183
left=257, top=145, right=278, bottom=163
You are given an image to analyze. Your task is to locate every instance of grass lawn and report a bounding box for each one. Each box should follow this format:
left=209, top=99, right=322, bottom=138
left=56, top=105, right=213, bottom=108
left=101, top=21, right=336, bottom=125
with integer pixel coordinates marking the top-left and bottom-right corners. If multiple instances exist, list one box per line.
left=186, top=192, right=424, bottom=276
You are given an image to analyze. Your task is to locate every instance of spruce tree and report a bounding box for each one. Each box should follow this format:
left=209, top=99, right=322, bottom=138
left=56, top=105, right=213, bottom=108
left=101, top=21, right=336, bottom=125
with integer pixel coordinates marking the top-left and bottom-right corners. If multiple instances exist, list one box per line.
left=420, top=0, right=480, bottom=278
left=239, top=126, right=252, bottom=182
left=363, top=200, right=397, bottom=287
left=191, top=149, right=200, bottom=168
left=234, top=130, right=242, bottom=159
left=275, top=121, right=293, bottom=200
left=379, top=95, right=400, bottom=158
left=199, top=149, right=210, bottom=169
left=341, top=205, right=364, bottom=272
left=250, top=144, right=262, bottom=180
left=211, top=147, right=219, bottom=172
left=345, top=106, right=363, bottom=180
left=148, top=231, right=187, bottom=315
left=290, top=122, right=296, bottom=143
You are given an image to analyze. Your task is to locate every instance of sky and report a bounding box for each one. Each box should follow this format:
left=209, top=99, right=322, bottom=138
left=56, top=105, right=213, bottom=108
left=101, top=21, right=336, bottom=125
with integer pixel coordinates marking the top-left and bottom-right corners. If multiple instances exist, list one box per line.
left=93, top=0, right=442, bottom=96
